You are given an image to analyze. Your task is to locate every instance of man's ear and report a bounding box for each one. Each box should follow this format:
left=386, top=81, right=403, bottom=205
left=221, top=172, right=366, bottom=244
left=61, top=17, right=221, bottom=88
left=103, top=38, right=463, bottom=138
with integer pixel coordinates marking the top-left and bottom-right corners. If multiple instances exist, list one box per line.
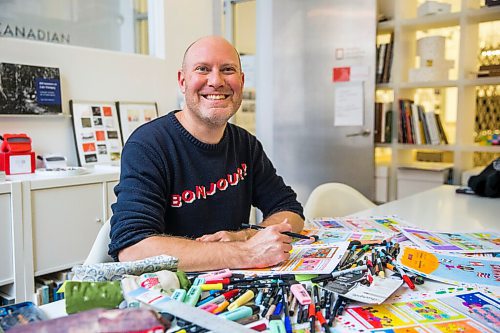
left=241, top=72, right=245, bottom=87
left=178, top=70, right=186, bottom=93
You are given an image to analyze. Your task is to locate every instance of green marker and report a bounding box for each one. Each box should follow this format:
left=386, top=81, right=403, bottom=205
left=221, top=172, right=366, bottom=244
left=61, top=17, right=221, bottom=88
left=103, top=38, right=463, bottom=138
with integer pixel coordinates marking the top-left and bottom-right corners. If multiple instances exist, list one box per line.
left=184, top=286, right=202, bottom=306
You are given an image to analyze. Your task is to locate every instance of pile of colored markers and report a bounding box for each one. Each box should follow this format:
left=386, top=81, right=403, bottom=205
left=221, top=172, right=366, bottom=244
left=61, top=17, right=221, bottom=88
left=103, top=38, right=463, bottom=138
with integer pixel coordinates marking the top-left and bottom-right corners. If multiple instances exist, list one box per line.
left=169, top=241, right=425, bottom=333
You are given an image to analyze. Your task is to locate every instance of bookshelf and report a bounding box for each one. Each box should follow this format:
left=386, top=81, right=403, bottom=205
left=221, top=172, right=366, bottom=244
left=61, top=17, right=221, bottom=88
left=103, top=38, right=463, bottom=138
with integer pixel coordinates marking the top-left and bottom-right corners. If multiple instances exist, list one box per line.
left=375, top=0, right=500, bottom=201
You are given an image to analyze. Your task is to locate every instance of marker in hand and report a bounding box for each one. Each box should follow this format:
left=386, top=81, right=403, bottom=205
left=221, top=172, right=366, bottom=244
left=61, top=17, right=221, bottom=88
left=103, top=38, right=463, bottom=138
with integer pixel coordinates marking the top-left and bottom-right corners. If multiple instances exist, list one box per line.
left=241, top=223, right=319, bottom=241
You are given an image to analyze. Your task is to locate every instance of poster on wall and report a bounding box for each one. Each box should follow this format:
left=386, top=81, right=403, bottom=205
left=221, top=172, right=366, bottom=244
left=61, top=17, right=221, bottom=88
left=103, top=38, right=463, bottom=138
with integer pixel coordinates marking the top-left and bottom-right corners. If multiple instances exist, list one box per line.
left=0, top=62, right=62, bottom=115
left=116, top=101, right=159, bottom=144
left=70, top=100, right=123, bottom=166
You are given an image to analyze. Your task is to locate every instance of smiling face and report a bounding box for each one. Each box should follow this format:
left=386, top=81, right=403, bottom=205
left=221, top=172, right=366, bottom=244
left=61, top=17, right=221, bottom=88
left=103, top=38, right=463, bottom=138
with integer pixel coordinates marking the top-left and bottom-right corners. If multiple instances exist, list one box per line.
left=178, top=37, right=245, bottom=128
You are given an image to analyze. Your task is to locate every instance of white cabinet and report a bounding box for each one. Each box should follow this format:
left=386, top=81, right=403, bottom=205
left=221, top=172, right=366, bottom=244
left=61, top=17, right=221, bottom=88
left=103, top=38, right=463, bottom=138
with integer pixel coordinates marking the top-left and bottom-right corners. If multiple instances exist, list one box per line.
left=1, top=167, right=119, bottom=302
left=0, top=184, right=13, bottom=286
left=31, top=183, right=105, bottom=274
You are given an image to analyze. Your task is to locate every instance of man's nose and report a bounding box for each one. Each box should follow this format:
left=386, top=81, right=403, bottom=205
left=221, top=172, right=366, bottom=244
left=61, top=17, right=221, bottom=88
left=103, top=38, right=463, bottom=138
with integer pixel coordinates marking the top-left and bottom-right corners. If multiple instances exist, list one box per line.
left=208, top=71, right=224, bottom=88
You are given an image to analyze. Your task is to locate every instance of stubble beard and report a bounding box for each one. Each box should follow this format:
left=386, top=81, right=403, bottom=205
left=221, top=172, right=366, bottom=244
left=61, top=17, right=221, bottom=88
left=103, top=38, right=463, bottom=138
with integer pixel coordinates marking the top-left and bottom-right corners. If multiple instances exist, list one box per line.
left=185, top=96, right=242, bottom=128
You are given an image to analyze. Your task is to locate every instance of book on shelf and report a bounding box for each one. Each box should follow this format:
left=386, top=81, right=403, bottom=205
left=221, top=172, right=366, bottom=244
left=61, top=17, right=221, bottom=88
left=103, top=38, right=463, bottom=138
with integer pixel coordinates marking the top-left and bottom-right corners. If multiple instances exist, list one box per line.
left=376, top=34, right=394, bottom=84
left=374, top=102, right=393, bottom=143
left=477, top=64, right=500, bottom=78
left=398, top=99, right=448, bottom=145
left=34, top=270, right=72, bottom=305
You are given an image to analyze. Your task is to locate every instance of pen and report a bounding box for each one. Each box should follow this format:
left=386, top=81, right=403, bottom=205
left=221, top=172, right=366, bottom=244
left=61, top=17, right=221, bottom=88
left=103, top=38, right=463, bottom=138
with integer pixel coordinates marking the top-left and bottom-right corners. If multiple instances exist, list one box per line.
left=316, top=310, right=331, bottom=333
left=328, top=295, right=343, bottom=326
left=331, top=264, right=368, bottom=279
left=339, top=244, right=357, bottom=267
left=281, top=285, right=293, bottom=333
left=394, top=264, right=415, bottom=289
left=241, top=223, right=318, bottom=241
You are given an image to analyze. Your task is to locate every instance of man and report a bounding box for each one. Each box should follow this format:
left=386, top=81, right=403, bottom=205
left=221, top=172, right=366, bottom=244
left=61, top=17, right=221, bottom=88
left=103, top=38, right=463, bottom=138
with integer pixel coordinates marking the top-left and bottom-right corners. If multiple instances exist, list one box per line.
left=109, top=36, right=304, bottom=271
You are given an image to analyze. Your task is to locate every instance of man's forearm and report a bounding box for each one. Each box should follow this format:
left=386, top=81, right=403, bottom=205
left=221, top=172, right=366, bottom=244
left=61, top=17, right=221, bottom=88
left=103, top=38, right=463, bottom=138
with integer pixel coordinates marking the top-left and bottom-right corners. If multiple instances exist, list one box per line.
left=260, top=211, right=304, bottom=233
left=118, top=222, right=295, bottom=272
left=118, top=235, right=248, bottom=271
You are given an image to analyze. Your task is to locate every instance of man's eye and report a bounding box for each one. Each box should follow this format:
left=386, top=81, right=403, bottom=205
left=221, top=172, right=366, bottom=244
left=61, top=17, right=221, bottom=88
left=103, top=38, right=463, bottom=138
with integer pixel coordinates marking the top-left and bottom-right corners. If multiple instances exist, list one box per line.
left=222, top=67, right=237, bottom=74
left=195, top=66, right=209, bottom=72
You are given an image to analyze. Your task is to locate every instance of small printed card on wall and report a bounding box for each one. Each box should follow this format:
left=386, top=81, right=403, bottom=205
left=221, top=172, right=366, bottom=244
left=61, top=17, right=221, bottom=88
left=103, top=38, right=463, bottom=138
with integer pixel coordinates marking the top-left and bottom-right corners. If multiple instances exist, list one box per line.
left=70, top=100, right=123, bottom=166
left=0, top=62, right=62, bottom=115
left=116, top=101, right=159, bottom=144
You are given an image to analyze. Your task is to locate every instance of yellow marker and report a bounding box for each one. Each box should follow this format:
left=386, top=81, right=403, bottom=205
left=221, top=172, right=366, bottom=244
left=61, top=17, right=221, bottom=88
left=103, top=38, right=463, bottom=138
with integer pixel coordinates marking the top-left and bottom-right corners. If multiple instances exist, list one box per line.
left=200, top=283, right=223, bottom=291
left=213, top=300, right=230, bottom=314
left=227, top=289, right=255, bottom=311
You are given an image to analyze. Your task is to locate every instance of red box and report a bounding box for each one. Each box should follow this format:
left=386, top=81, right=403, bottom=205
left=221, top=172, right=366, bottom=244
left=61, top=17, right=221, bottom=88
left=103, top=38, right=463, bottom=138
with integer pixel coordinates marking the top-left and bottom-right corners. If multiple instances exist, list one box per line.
left=0, top=151, right=36, bottom=175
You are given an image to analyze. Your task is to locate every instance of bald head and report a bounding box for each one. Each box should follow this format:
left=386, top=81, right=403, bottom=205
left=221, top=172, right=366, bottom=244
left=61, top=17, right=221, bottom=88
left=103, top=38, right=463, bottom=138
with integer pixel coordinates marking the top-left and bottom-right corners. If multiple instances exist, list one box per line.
left=181, top=36, right=242, bottom=72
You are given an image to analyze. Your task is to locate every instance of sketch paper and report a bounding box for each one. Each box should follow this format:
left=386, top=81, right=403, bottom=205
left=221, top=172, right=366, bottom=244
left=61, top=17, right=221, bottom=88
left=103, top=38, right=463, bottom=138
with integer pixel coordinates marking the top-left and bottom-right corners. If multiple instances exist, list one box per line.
left=235, top=242, right=349, bottom=275
left=306, top=216, right=406, bottom=235
left=338, top=292, right=497, bottom=332
left=401, top=228, right=500, bottom=253
left=323, top=274, right=403, bottom=304
left=297, top=229, right=388, bottom=246
left=397, top=246, right=500, bottom=286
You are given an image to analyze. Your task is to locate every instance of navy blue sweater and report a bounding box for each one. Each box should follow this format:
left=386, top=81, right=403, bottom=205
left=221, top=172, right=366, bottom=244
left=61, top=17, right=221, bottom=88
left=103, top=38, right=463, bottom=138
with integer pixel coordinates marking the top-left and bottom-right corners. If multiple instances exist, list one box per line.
left=108, top=111, right=303, bottom=260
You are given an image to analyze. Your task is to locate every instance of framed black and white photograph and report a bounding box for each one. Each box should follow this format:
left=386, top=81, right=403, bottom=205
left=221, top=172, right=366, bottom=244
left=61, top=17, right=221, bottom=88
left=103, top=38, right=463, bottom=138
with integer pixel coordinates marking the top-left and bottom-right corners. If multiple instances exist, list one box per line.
left=116, top=101, right=159, bottom=144
left=70, top=100, right=123, bottom=166
left=0, top=62, right=62, bottom=115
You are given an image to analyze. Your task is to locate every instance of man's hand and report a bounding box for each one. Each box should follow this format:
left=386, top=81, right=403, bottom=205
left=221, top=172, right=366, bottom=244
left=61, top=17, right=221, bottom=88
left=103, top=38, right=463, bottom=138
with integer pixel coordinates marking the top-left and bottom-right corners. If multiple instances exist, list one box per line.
left=240, top=221, right=293, bottom=268
left=196, top=229, right=251, bottom=242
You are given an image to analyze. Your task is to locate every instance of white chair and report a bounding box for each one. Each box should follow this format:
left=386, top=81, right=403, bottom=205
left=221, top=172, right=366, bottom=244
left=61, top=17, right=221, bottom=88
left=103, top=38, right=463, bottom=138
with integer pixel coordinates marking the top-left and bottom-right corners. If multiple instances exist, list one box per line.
left=84, top=219, right=113, bottom=265
left=304, top=182, right=376, bottom=219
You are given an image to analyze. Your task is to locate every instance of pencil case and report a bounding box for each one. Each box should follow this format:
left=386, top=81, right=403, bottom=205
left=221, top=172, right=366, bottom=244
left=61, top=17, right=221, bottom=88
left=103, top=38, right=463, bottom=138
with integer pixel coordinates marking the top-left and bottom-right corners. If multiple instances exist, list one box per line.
left=71, top=254, right=178, bottom=281
left=7, top=308, right=168, bottom=333
left=0, top=301, right=47, bottom=331
left=64, top=281, right=124, bottom=314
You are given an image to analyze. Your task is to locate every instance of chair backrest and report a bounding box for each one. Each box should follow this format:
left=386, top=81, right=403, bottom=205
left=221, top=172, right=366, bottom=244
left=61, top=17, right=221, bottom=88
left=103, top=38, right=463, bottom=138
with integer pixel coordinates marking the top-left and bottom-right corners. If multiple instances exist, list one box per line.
left=84, top=218, right=113, bottom=265
left=304, top=182, right=376, bottom=219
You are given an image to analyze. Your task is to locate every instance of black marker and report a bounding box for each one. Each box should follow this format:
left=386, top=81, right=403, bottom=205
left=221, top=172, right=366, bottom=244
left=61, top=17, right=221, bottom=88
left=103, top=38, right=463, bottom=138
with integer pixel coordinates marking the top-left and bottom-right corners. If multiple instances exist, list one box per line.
left=241, top=223, right=319, bottom=241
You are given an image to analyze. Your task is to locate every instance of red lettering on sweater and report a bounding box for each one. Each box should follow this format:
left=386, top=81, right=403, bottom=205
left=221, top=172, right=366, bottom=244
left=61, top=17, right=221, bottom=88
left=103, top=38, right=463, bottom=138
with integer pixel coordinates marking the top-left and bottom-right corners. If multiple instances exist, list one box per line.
left=170, top=163, right=248, bottom=207
left=228, top=173, right=239, bottom=185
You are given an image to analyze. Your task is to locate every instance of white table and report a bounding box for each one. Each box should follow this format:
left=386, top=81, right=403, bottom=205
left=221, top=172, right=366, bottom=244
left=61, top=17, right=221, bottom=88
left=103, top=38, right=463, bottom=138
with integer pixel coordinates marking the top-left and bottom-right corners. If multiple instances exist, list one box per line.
left=354, top=185, right=499, bottom=232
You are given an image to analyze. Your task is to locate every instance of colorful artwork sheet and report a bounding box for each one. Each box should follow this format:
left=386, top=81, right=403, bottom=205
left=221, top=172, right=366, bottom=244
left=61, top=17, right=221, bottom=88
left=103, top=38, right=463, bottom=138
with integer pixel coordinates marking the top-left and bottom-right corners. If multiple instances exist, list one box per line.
left=323, top=274, right=403, bottom=304
left=397, top=246, right=500, bottom=286
left=235, top=242, right=349, bottom=275
left=400, top=228, right=500, bottom=253
left=306, top=216, right=407, bottom=236
left=335, top=292, right=497, bottom=332
left=295, top=229, right=389, bottom=246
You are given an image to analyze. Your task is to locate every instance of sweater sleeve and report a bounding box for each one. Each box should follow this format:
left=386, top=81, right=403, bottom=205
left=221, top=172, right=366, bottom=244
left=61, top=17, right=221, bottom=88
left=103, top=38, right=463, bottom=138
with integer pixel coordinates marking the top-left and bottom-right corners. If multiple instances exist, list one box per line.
left=251, top=139, right=304, bottom=220
left=108, top=141, right=169, bottom=261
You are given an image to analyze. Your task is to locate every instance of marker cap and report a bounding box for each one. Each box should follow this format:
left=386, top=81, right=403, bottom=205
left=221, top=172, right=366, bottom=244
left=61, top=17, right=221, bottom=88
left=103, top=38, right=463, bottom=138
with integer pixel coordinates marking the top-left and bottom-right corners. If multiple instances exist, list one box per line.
left=290, top=283, right=311, bottom=305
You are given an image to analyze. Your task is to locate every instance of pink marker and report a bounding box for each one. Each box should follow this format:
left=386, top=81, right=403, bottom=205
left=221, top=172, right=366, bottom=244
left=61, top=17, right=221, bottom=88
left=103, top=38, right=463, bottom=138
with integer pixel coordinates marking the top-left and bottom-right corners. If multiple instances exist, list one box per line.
left=290, top=283, right=311, bottom=305
left=199, top=268, right=232, bottom=281
left=199, top=302, right=219, bottom=313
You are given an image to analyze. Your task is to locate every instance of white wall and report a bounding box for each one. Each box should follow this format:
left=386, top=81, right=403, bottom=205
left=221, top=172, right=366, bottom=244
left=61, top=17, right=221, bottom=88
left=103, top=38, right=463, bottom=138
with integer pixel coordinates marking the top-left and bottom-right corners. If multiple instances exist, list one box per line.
left=0, top=0, right=217, bottom=166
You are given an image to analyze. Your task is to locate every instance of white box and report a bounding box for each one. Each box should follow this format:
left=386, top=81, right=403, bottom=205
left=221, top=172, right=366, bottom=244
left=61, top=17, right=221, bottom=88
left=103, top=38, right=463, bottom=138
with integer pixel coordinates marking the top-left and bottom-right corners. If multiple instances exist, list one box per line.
left=409, top=65, right=451, bottom=82
left=397, top=163, right=452, bottom=199
left=417, top=1, right=452, bottom=17
left=375, top=165, right=389, bottom=203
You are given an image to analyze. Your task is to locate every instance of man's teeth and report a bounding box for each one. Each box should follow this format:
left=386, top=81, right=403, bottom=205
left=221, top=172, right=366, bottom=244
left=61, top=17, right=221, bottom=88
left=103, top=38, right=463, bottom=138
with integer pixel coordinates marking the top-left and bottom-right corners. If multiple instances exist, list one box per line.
left=205, top=94, right=226, bottom=100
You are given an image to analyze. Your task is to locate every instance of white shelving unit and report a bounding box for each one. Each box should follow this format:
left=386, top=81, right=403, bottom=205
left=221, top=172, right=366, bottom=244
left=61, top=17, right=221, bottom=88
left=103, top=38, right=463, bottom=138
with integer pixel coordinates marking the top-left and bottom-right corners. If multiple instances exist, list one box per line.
left=376, top=0, right=500, bottom=201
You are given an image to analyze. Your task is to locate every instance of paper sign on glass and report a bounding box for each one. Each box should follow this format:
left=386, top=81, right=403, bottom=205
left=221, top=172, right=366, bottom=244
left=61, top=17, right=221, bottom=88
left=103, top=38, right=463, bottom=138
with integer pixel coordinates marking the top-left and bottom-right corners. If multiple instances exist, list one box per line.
left=333, top=82, right=364, bottom=126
